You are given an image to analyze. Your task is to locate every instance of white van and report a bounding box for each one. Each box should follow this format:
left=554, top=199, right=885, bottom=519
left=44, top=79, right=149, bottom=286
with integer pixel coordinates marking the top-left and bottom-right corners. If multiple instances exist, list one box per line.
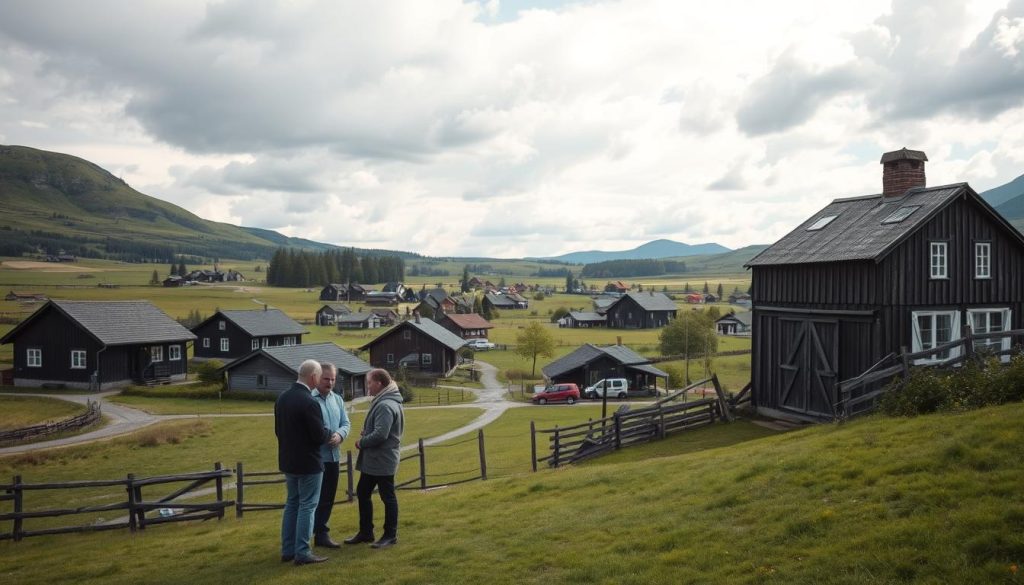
left=583, top=378, right=629, bottom=399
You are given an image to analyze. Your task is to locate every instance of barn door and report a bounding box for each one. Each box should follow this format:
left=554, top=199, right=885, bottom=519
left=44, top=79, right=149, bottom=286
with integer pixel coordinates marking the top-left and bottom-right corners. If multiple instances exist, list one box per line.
left=778, top=318, right=839, bottom=417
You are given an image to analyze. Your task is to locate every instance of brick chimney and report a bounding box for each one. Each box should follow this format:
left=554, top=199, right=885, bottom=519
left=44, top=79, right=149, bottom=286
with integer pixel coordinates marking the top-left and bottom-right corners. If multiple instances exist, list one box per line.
left=880, top=148, right=927, bottom=197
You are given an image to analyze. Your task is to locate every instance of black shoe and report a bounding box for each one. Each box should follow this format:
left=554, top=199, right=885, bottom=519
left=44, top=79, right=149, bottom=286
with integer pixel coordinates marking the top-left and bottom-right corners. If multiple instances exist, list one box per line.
left=370, top=536, right=398, bottom=549
left=314, top=534, right=341, bottom=549
left=343, top=532, right=375, bottom=545
left=293, top=554, right=329, bottom=565
left=281, top=555, right=294, bottom=563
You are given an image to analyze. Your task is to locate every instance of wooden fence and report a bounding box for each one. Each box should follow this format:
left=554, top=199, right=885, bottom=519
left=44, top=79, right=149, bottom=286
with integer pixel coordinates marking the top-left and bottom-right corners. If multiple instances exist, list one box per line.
left=837, top=327, right=1024, bottom=419
left=531, top=376, right=732, bottom=468
left=0, top=463, right=231, bottom=542
left=235, top=453, right=354, bottom=517
left=0, top=400, right=102, bottom=444
left=396, top=430, right=488, bottom=490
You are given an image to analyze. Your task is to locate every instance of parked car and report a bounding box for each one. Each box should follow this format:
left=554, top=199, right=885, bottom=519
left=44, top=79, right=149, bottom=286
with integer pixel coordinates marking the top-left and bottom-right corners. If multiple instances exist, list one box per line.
left=583, top=378, right=629, bottom=399
left=466, top=338, right=496, bottom=351
left=531, top=383, right=580, bottom=405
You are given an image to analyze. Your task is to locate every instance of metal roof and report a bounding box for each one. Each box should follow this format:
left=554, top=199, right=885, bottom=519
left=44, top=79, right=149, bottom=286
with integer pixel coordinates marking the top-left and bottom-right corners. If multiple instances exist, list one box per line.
left=743, top=184, right=1008, bottom=266
left=1, top=300, right=196, bottom=346
left=224, top=342, right=371, bottom=376
left=217, top=309, right=306, bottom=336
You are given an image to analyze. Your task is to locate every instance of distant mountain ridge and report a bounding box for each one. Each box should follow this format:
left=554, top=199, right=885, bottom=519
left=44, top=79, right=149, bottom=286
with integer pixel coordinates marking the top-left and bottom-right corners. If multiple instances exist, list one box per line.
left=534, top=239, right=732, bottom=265
left=980, top=174, right=1024, bottom=234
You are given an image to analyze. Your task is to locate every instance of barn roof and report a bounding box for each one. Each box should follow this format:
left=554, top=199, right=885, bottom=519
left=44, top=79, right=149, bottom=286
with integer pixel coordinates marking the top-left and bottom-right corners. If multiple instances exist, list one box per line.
left=337, top=312, right=378, bottom=324
left=443, top=313, right=494, bottom=330
left=359, top=317, right=467, bottom=352
left=542, top=343, right=663, bottom=378
left=568, top=311, right=606, bottom=322
left=318, top=303, right=352, bottom=314
left=744, top=183, right=1024, bottom=266
left=484, top=292, right=517, bottom=308
left=223, top=342, right=371, bottom=376
left=611, top=291, right=677, bottom=312
left=210, top=309, right=306, bottom=336
left=1, top=300, right=196, bottom=346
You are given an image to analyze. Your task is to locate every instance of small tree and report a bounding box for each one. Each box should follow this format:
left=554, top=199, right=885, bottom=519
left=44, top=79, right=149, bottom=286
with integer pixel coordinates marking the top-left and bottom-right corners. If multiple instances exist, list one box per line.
left=550, top=307, right=570, bottom=323
left=168, top=263, right=176, bottom=276
left=149, top=269, right=160, bottom=285
left=461, top=265, right=471, bottom=293
left=702, top=281, right=709, bottom=294
left=659, top=311, right=718, bottom=383
left=177, top=262, right=187, bottom=277
left=716, top=283, right=724, bottom=298
left=515, top=321, right=555, bottom=377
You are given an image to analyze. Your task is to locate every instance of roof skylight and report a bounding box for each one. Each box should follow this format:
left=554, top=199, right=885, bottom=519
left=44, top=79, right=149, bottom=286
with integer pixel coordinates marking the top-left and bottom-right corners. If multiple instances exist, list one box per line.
left=881, top=205, right=921, bottom=224
left=806, top=215, right=838, bottom=231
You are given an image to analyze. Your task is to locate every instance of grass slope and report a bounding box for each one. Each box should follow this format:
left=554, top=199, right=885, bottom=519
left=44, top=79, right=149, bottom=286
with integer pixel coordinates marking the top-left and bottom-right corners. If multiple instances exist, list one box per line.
left=1, top=403, right=1022, bottom=584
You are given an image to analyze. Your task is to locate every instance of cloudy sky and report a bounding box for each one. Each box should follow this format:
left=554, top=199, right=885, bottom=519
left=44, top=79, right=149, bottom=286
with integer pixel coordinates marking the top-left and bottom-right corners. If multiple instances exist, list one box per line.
left=2, top=0, right=1024, bottom=258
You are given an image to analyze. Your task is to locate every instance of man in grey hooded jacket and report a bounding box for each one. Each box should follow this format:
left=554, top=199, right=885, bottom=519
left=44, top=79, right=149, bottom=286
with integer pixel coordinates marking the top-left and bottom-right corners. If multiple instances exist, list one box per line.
left=345, top=368, right=404, bottom=549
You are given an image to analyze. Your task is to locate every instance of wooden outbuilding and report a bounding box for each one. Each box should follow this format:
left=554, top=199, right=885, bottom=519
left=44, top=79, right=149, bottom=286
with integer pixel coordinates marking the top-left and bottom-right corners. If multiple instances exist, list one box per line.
left=222, top=342, right=371, bottom=399
left=360, top=315, right=466, bottom=376
left=439, top=313, right=494, bottom=339
left=746, top=148, right=1024, bottom=420
left=316, top=303, right=352, bottom=325
left=336, top=312, right=382, bottom=329
left=604, top=291, right=677, bottom=329
left=715, top=312, right=752, bottom=335
left=564, top=311, right=607, bottom=328
left=541, top=343, right=667, bottom=392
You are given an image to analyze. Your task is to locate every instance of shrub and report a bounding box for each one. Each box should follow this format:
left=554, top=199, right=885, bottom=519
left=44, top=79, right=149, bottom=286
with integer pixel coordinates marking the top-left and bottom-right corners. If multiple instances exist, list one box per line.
left=550, top=307, right=569, bottom=323
left=880, top=353, right=1024, bottom=416
left=399, top=384, right=415, bottom=403
left=196, top=360, right=225, bottom=385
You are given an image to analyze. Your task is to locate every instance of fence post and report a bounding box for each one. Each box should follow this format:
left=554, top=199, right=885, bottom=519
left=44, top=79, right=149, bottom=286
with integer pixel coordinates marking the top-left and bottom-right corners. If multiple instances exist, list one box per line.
left=613, top=414, right=621, bottom=450
left=552, top=425, right=560, bottom=468
left=963, top=322, right=975, bottom=363
left=658, top=405, right=666, bottom=440
left=530, top=421, right=537, bottom=472
left=214, top=462, right=225, bottom=520
left=478, top=429, right=487, bottom=481
left=12, top=475, right=22, bottom=542
left=235, top=461, right=245, bottom=518
left=418, top=438, right=427, bottom=490
left=346, top=451, right=354, bottom=502
left=900, top=345, right=911, bottom=377
left=135, top=480, right=146, bottom=530
left=126, top=473, right=138, bottom=532
left=711, top=374, right=733, bottom=422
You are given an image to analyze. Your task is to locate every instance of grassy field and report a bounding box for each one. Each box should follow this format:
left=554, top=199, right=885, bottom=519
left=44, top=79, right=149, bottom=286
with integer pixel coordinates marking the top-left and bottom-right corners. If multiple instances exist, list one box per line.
left=0, top=395, right=88, bottom=430
left=1, top=399, right=1021, bottom=583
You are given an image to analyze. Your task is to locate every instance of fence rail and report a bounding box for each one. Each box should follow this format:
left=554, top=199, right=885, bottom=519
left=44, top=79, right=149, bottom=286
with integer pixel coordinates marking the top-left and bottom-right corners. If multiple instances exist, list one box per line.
left=531, top=375, right=731, bottom=468
left=837, top=327, right=1024, bottom=419
left=0, top=401, right=102, bottom=444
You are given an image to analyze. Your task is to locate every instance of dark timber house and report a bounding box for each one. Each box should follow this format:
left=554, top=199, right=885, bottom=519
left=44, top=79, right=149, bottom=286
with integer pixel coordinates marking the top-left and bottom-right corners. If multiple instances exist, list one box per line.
left=360, top=315, right=466, bottom=376
left=745, top=148, right=1024, bottom=420
left=542, top=343, right=668, bottom=391
left=604, top=291, right=677, bottom=329
left=0, top=300, right=196, bottom=389
left=316, top=303, right=352, bottom=326
left=222, top=342, right=371, bottom=399
left=439, top=313, right=494, bottom=339
left=192, top=309, right=305, bottom=363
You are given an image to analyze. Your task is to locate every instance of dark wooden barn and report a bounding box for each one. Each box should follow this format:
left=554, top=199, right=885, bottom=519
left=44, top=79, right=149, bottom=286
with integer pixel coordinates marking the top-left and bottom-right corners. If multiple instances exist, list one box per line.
left=320, top=283, right=370, bottom=302
left=746, top=148, right=1024, bottom=420
left=316, top=303, right=352, bottom=325
left=541, top=343, right=667, bottom=391
left=222, top=342, right=371, bottom=399
left=439, top=313, right=494, bottom=339
left=563, top=311, right=607, bottom=328
left=191, top=308, right=305, bottom=363
left=604, top=291, right=677, bottom=329
left=360, top=316, right=466, bottom=376
left=0, top=300, right=196, bottom=390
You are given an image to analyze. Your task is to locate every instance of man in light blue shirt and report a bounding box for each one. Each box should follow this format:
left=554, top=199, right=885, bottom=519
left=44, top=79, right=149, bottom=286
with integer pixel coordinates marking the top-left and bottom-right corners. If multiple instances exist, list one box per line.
left=312, top=362, right=351, bottom=548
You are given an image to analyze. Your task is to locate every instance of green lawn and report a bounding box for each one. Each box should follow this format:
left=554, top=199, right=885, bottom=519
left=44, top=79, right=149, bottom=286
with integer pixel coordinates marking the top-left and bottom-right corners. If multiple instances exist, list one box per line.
left=0, top=395, right=87, bottom=430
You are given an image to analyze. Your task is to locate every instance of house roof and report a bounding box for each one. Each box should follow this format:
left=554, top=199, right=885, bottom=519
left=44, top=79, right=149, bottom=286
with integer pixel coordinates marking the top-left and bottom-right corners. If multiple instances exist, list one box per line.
left=593, top=298, right=617, bottom=310
left=318, top=303, right=352, bottom=314
left=568, top=311, right=606, bottom=322
left=745, top=183, right=1024, bottom=266
left=209, top=309, right=306, bottom=337
left=359, top=317, right=466, bottom=352
left=443, top=313, right=494, bottom=330
left=1, top=300, right=196, bottom=346
left=223, top=342, right=371, bottom=377
left=716, top=312, right=752, bottom=326
left=611, top=291, right=677, bottom=312
left=337, top=312, right=379, bottom=323
left=484, top=292, right=516, bottom=307
left=542, top=343, right=660, bottom=378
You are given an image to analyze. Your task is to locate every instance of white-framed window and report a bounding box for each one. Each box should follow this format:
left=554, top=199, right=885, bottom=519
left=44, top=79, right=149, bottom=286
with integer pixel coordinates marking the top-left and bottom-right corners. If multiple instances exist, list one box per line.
left=27, top=348, right=42, bottom=367
left=220, top=338, right=230, bottom=352
left=930, top=242, right=948, bottom=279
left=151, top=346, right=164, bottom=362
left=256, top=374, right=267, bottom=388
left=70, top=350, right=87, bottom=369
left=975, top=242, right=991, bottom=279
left=169, top=345, right=182, bottom=361
left=261, top=338, right=269, bottom=348
left=283, top=336, right=295, bottom=346
left=912, top=310, right=960, bottom=364
left=251, top=339, right=259, bottom=350
left=202, top=337, right=210, bottom=348
left=386, top=353, right=394, bottom=364
left=968, top=308, right=1011, bottom=358
left=422, top=353, right=432, bottom=365
left=218, top=320, right=226, bottom=331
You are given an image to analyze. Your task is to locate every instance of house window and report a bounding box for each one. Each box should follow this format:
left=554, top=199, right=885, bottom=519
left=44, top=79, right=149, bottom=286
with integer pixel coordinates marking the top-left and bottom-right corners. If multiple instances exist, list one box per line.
left=256, top=374, right=267, bottom=388
left=975, top=242, right=991, bottom=279
left=27, top=348, right=42, bottom=367
left=403, top=329, right=411, bottom=340
left=252, top=339, right=259, bottom=350
left=202, top=337, right=210, bottom=348
left=218, top=320, right=226, bottom=331
left=262, top=338, right=269, bottom=348
left=386, top=353, right=394, bottom=364
left=968, top=308, right=1011, bottom=357
left=169, top=345, right=181, bottom=361
left=422, top=353, right=432, bottom=365
left=151, top=346, right=164, bottom=362
left=912, top=310, right=960, bottom=364
left=220, top=338, right=230, bottom=352
left=71, top=350, right=87, bottom=369
left=806, top=215, right=838, bottom=231
left=930, top=242, right=948, bottom=279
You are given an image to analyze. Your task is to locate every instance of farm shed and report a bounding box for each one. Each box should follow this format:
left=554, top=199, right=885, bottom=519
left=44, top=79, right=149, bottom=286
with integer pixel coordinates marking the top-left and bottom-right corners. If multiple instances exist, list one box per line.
left=541, top=343, right=667, bottom=391
left=746, top=148, right=1024, bottom=420
left=316, top=303, right=352, bottom=325
left=222, top=341, right=371, bottom=398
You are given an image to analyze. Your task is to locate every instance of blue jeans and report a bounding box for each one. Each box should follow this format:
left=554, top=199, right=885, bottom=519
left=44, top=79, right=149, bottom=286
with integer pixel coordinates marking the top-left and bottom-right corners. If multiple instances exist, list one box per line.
left=282, top=472, right=323, bottom=559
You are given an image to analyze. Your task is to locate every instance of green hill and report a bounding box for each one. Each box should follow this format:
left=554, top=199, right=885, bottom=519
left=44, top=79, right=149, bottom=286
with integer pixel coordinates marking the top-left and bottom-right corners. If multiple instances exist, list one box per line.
left=0, top=145, right=408, bottom=261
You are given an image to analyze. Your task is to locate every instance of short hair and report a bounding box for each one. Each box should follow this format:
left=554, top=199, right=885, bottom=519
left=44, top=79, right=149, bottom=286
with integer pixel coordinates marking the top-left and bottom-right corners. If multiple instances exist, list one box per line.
left=320, top=362, right=337, bottom=376
left=367, top=368, right=392, bottom=386
left=297, top=359, right=322, bottom=380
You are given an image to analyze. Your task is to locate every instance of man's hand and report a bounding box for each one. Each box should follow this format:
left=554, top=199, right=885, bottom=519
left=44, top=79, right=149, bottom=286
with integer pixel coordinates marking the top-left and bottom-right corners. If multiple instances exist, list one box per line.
left=328, top=432, right=341, bottom=446
left=355, top=439, right=361, bottom=450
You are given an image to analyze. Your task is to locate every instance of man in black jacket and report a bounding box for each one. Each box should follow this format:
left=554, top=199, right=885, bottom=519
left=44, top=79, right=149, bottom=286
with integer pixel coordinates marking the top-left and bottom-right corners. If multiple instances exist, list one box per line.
left=275, top=359, right=340, bottom=565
